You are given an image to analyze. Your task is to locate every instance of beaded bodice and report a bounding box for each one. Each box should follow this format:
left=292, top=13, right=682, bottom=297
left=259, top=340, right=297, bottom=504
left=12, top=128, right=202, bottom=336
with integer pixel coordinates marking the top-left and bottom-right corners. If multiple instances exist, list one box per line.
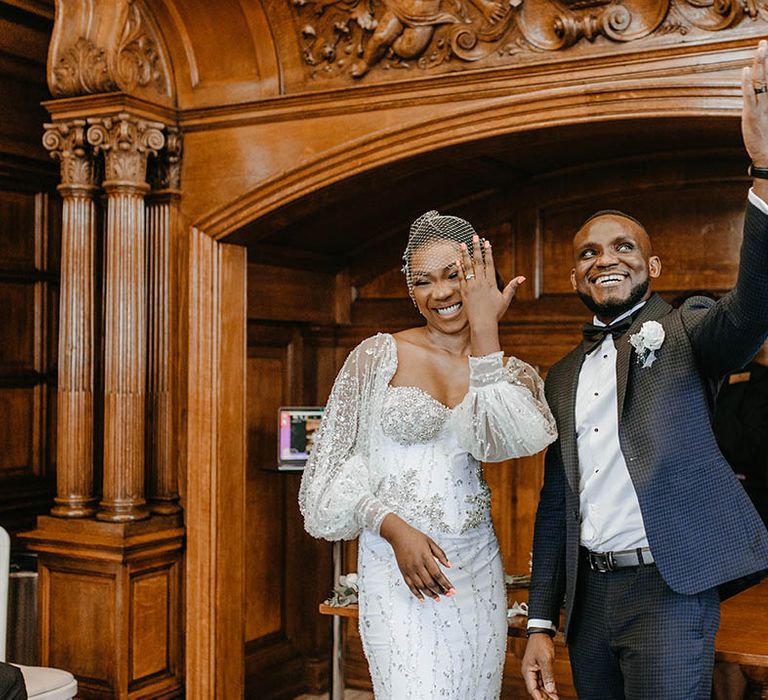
left=377, top=385, right=490, bottom=534
left=380, top=385, right=451, bottom=445
left=299, top=333, right=557, bottom=542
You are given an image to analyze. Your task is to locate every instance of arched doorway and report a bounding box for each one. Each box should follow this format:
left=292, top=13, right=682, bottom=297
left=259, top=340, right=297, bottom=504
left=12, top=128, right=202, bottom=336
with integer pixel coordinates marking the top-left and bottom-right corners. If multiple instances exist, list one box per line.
left=187, top=110, right=749, bottom=696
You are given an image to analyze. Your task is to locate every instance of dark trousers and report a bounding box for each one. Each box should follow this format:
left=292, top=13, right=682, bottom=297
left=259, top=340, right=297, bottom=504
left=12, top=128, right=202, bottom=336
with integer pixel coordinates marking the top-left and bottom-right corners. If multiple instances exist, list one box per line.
left=0, top=663, right=26, bottom=700
left=567, top=557, right=720, bottom=700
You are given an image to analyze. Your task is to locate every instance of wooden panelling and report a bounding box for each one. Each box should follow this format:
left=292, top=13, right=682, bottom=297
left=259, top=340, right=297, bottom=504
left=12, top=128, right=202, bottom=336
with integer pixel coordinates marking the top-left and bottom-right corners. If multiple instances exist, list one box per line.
left=246, top=353, right=285, bottom=642
left=46, top=569, right=116, bottom=686
left=244, top=325, right=334, bottom=698
left=0, top=189, right=37, bottom=268
left=0, top=281, right=36, bottom=370
left=0, top=187, right=57, bottom=531
left=247, top=262, right=339, bottom=324
left=540, top=182, right=747, bottom=296
left=24, top=516, right=185, bottom=698
left=131, top=571, right=171, bottom=681
left=0, top=386, right=39, bottom=477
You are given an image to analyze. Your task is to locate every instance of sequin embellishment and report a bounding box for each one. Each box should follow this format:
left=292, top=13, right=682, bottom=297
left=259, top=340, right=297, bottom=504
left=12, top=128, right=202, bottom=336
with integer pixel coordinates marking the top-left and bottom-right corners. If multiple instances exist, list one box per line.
left=381, top=385, right=450, bottom=445
left=377, top=469, right=452, bottom=532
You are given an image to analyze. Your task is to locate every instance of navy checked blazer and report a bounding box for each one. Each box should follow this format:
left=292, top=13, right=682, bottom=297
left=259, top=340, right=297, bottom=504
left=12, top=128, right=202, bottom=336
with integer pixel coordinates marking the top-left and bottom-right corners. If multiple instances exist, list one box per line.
left=528, top=201, right=768, bottom=640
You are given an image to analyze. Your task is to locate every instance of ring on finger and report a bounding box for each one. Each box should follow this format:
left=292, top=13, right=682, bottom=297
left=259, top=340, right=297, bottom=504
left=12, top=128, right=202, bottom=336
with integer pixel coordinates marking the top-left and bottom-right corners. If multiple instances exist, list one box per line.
left=755, top=84, right=768, bottom=95
left=465, top=272, right=476, bottom=280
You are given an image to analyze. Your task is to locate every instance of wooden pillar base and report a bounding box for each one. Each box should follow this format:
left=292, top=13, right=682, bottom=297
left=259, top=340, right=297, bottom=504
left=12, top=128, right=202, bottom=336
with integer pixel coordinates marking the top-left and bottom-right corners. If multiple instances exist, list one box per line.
left=20, top=514, right=184, bottom=699
left=149, top=497, right=182, bottom=516
left=50, top=498, right=97, bottom=519
left=95, top=502, right=151, bottom=523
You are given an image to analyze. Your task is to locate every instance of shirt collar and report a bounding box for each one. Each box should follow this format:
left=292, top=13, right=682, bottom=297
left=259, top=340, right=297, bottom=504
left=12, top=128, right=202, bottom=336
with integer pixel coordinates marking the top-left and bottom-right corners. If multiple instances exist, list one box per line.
left=592, top=299, right=647, bottom=328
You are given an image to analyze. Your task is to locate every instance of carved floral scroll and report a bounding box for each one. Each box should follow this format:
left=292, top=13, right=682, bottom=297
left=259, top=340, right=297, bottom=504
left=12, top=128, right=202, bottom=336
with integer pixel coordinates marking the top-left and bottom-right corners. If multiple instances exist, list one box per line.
left=48, top=0, right=171, bottom=100
left=291, top=0, right=768, bottom=79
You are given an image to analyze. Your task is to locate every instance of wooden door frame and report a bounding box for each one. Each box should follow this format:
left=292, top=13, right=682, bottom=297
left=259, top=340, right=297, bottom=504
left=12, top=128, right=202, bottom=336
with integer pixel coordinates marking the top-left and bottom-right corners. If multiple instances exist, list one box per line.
left=180, top=87, right=744, bottom=696
left=185, top=228, right=247, bottom=698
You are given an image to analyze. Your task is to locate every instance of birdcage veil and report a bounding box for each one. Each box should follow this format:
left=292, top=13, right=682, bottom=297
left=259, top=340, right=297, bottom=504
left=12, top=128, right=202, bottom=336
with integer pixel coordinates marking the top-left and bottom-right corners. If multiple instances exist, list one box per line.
left=401, top=210, right=477, bottom=301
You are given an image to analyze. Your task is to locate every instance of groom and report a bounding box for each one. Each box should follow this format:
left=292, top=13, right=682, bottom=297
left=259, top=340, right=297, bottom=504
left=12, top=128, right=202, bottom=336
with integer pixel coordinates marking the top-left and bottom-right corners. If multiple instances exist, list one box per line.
left=521, top=42, right=768, bottom=700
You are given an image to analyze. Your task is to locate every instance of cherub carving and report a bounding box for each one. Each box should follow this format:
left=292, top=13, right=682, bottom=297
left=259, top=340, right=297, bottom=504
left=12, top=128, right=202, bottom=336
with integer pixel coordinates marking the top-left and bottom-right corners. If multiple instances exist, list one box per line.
left=349, top=0, right=508, bottom=77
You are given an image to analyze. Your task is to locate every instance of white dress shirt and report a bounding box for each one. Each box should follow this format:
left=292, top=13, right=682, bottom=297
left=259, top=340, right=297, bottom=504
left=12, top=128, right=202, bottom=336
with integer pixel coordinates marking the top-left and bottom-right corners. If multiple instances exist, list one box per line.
left=575, top=300, right=649, bottom=552
left=528, top=189, right=768, bottom=632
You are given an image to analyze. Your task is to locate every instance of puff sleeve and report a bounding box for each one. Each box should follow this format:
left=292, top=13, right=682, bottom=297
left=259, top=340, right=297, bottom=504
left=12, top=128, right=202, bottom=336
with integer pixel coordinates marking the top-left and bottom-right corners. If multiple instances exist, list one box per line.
left=298, top=336, right=393, bottom=541
left=450, top=352, right=557, bottom=462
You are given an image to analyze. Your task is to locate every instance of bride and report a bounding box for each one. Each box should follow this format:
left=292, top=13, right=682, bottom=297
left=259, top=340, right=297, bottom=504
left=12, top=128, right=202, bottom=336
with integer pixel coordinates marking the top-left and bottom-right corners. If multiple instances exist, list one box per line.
left=299, top=210, right=557, bottom=699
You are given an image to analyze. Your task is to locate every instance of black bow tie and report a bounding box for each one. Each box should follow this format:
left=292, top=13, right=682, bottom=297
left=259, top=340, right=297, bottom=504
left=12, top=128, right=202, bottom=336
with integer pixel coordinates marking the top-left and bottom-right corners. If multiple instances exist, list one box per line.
left=582, top=317, right=635, bottom=354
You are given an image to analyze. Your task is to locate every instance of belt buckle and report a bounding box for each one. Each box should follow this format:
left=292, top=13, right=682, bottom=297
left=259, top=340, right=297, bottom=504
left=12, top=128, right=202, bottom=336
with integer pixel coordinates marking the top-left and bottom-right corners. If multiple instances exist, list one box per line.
left=588, top=551, right=615, bottom=572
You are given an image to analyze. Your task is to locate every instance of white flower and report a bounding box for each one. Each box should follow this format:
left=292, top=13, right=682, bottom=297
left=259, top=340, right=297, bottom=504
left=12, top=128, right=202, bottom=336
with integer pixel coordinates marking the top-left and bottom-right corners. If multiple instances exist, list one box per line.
left=639, top=321, right=665, bottom=350
left=629, top=321, right=665, bottom=368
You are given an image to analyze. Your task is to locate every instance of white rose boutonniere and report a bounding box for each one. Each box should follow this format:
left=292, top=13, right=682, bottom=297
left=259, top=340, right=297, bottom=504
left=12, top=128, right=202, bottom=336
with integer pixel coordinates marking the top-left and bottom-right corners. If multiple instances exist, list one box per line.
left=629, top=320, right=665, bottom=368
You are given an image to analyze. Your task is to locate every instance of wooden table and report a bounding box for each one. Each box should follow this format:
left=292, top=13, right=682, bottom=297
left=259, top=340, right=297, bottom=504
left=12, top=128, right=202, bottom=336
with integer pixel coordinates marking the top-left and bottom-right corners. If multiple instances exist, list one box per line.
left=714, top=579, right=768, bottom=698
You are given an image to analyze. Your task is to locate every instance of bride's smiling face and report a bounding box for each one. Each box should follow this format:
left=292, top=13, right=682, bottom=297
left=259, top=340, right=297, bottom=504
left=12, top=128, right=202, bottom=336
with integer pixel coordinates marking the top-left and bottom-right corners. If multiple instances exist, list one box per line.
left=409, top=240, right=467, bottom=330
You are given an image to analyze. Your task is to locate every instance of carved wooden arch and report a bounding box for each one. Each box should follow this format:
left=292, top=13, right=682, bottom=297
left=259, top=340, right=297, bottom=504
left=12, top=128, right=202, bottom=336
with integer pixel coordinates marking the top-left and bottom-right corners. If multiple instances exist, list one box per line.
left=195, top=80, right=744, bottom=240
left=185, top=80, right=745, bottom=696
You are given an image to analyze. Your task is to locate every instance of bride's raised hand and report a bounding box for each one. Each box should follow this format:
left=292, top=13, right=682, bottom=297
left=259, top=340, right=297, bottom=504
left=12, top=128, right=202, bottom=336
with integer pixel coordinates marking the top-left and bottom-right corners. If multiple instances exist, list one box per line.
left=457, top=235, right=524, bottom=327
left=379, top=513, right=455, bottom=602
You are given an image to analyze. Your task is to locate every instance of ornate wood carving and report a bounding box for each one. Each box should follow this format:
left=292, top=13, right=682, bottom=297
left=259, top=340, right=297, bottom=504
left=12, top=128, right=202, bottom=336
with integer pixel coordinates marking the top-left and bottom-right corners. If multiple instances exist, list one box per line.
left=146, top=128, right=182, bottom=515
left=291, top=0, right=766, bottom=79
left=48, top=0, right=171, bottom=100
left=87, top=113, right=164, bottom=523
left=42, top=120, right=99, bottom=519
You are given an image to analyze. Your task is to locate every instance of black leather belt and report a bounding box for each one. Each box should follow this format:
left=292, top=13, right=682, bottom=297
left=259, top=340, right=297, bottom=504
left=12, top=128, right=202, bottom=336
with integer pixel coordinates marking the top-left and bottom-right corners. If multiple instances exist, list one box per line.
left=583, top=546, right=654, bottom=572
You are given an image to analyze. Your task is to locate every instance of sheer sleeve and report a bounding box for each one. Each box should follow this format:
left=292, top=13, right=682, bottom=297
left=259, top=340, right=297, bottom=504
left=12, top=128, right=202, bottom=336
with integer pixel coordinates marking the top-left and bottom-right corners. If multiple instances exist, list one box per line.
left=299, top=336, right=394, bottom=541
left=451, top=352, right=557, bottom=462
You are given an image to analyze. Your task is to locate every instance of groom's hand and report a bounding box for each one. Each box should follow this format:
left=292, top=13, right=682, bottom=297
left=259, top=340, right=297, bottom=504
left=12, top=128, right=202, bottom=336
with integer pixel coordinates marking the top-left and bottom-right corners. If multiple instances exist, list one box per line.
left=743, top=40, right=768, bottom=164
left=522, top=633, right=559, bottom=699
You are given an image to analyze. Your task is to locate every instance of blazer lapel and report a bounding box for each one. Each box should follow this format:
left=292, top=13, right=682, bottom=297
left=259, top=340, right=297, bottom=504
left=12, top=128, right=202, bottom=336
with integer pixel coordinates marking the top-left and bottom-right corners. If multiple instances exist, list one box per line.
left=556, top=347, right=585, bottom=496
left=616, top=293, right=671, bottom=422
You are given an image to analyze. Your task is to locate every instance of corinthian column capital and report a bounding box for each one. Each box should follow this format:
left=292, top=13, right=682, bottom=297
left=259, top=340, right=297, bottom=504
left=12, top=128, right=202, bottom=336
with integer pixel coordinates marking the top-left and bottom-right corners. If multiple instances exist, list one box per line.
left=42, top=120, right=97, bottom=192
left=149, top=126, right=183, bottom=193
left=87, top=112, right=165, bottom=188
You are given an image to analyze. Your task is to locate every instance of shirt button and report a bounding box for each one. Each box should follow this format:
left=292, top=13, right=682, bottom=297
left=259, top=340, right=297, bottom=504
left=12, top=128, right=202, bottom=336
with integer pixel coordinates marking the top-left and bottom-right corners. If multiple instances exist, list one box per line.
left=594, top=392, right=599, bottom=397
left=594, top=427, right=599, bottom=432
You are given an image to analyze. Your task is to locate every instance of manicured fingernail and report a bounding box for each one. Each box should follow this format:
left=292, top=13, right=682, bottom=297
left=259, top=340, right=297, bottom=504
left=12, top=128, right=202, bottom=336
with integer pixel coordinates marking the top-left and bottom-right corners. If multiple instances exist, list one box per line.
left=460, top=243, right=467, bottom=250
left=485, top=240, right=490, bottom=248
left=517, top=276, right=526, bottom=283
left=446, top=560, right=453, bottom=567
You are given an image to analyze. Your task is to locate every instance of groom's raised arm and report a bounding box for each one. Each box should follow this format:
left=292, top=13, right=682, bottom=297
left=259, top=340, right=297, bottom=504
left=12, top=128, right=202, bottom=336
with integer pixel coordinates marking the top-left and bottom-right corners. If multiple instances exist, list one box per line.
left=686, top=42, right=768, bottom=377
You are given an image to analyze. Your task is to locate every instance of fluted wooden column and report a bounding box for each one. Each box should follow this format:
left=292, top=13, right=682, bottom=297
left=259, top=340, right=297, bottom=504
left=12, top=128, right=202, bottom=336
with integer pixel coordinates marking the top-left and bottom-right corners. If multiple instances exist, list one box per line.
left=88, top=113, right=165, bottom=522
left=43, top=120, right=99, bottom=518
left=146, top=127, right=182, bottom=514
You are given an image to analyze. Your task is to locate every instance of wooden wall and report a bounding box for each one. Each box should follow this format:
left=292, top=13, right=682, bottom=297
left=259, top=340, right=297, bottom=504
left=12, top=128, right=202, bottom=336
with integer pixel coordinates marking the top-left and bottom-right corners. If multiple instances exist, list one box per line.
left=4, top=0, right=763, bottom=696
left=0, top=1, right=57, bottom=536
left=243, top=144, right=748, bottom=697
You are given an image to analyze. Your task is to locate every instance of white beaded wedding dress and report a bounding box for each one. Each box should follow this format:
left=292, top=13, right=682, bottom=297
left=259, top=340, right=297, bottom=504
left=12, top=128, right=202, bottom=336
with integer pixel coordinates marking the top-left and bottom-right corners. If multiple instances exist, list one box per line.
left=299, top=333, right=556, bottom=700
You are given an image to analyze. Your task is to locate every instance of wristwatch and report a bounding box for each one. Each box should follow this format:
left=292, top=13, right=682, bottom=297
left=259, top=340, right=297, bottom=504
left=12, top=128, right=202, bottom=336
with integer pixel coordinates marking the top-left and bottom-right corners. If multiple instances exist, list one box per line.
left=526, top=626, right=556, bottom=638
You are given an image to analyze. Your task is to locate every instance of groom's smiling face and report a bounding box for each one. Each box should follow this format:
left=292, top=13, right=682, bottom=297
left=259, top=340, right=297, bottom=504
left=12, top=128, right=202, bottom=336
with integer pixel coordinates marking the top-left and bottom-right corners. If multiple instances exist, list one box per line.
left=570, top=213, right=662, bottom=322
